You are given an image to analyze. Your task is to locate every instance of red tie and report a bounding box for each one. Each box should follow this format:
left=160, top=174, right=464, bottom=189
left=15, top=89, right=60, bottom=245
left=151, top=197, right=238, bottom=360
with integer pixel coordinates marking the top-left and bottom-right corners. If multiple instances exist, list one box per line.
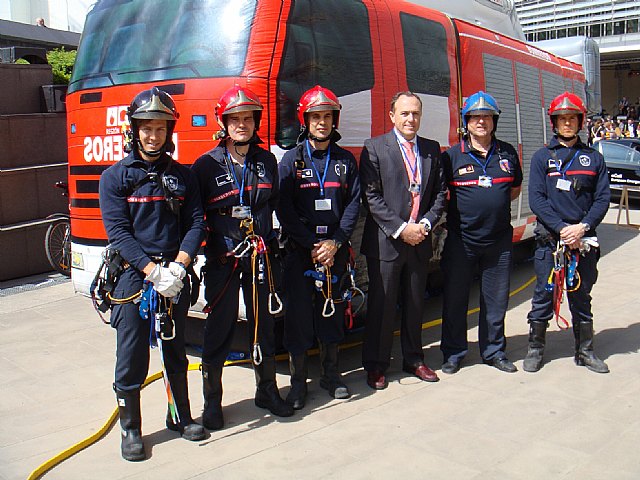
left=402, top=141, right=420, bottom=222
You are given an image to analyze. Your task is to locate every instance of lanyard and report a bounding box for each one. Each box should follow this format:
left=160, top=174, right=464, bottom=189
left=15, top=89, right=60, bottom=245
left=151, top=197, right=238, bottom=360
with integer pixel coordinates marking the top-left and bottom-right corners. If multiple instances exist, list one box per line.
left=466, top=142, right=495, bottom=176
left=397, top=139, right=420, bottom=180
left=555, top=149, right=580, bottom=179
left=305, top=140, right=331, bottom=197
left=226, top=149, right=248, bottom=206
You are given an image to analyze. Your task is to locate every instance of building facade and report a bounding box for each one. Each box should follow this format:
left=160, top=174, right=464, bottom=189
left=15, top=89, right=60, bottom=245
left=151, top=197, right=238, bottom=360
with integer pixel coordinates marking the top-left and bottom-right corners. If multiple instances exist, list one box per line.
left=514, top=0, right=640, bottom=116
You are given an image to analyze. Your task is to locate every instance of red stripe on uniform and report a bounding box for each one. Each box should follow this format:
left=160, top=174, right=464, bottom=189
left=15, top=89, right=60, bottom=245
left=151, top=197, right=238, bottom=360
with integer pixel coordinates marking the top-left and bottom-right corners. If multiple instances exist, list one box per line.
left=127, top=196, right=165, bottom=203
left=208, top=189, right=239, bottom=204
left=566, top=170, right=597, bottom=176
left=300, top=181, right=345, bottom=189
left=449, top=176, right=514, bottom=187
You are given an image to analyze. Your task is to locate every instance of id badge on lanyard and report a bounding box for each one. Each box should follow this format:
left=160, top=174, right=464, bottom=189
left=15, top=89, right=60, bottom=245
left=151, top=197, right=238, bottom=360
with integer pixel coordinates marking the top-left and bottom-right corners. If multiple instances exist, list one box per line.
left=232, top=205, right=252, bottom=219
left=315, top=198, right=332, bottom=211
left=556, top=178, right=571, bottom=191
left=478, top=175, right=493, bottom=188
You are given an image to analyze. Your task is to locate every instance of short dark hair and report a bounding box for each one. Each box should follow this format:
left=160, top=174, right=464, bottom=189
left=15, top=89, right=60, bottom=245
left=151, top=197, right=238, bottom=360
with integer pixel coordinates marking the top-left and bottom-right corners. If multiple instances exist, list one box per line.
left=390, top=91, right=422, bottom=113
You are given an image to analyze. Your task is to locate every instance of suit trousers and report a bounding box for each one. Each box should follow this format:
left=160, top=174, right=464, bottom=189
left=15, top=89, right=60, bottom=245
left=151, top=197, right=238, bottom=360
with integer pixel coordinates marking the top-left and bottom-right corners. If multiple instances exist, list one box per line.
left=440, top=231, right=512, bottom=364
left=362, top=247, right=428, bottom=372
left=112, top=267, right=190, bottom=391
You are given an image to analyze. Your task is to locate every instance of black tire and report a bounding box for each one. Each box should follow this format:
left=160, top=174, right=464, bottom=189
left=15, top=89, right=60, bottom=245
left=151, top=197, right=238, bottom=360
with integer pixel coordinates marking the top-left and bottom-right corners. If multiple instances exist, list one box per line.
left=45, top=219, right=71, bottom=276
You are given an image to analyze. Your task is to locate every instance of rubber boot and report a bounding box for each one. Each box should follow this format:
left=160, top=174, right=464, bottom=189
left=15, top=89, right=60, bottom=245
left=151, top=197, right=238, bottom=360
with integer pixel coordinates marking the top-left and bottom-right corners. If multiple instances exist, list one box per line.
left=254, top=356, right=294, bottom=417
left=523, top=321, right=547, bottom=372
left=114, top=386, right=145, bottom=462
left=285, top=353, right=308, bottom=410
left=165, top=373, right=207, bottom=441
left=201, top=362, right=224, bottom=430
left=574, top=322, right=609, bottom=374
left=319, top=342, right=350, bottom=399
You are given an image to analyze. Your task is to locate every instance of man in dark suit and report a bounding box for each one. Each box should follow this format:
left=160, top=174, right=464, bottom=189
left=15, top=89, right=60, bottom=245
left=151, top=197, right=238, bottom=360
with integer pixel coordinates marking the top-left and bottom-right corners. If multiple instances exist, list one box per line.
left=360, top=91, right=447, bottom=389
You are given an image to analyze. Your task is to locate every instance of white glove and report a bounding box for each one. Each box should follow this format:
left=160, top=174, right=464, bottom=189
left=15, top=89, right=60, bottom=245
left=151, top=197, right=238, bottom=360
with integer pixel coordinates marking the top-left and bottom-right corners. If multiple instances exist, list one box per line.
left=145, top=264, right=183, bottom=298
left=168, top=261, right=187, bottom=280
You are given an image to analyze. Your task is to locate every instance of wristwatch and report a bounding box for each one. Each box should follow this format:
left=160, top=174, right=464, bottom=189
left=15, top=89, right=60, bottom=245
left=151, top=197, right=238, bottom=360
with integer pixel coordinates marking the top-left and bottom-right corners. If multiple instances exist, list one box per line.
left=419, top=218, right=431, bottom=233
left=333, top=240, right=343, bottom=250
left=581, top=223, right=591, bottom=232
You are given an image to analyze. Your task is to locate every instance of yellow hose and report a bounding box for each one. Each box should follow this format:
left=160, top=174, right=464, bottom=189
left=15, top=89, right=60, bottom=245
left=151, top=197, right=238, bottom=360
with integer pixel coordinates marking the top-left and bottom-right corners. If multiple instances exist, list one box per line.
left=27, top=276, right=536, bottom=479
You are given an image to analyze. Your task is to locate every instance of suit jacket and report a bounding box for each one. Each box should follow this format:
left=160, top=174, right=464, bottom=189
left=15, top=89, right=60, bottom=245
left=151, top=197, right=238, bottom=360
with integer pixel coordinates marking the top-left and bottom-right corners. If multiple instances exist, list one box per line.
left=360, top=130, right=447, bottom=261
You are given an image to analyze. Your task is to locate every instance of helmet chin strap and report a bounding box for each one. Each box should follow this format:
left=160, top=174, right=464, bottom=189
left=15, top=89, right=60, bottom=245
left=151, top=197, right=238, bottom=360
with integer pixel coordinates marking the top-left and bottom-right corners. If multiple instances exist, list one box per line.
left=137, top=139, right=164, bottom=158
left=557, top=133, right=578, bottom=142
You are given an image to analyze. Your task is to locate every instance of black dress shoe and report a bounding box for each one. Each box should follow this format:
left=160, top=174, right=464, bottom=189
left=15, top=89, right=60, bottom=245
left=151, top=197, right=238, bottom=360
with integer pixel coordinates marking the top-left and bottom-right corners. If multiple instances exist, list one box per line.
left=441, top=360, right=460, bottom=374
left=486, top=357, right=517, bottom=373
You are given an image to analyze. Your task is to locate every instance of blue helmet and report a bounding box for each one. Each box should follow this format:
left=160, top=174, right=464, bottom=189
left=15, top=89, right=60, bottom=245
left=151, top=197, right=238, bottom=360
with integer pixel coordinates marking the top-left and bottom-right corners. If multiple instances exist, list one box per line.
left=461, top=91, right=500, bottom=132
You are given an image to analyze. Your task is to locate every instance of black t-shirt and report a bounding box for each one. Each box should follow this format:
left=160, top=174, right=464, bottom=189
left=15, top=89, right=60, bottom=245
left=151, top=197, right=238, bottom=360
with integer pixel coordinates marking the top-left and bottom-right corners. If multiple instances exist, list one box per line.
left=442, top=138, right=523, bottom=246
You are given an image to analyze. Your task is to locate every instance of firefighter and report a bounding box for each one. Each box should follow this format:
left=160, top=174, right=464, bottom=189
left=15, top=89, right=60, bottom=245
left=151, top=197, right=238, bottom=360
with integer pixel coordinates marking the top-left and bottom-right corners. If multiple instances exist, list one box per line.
left=276, top=86, right=361, bottom=408
left=99, top=87, right=207, bottom=461
left=440, top=91, right=522, bottom=374
left=525, top=92, right=610, bottom=374
left=191, top=86, right=294, bottom=430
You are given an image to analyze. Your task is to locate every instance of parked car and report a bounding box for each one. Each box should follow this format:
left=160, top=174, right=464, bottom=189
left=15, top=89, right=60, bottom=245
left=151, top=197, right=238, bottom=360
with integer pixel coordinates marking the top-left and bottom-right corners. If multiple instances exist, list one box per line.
left=593, top=140, right=640, bottom=198
left=594, top=137, right=640, bottom=152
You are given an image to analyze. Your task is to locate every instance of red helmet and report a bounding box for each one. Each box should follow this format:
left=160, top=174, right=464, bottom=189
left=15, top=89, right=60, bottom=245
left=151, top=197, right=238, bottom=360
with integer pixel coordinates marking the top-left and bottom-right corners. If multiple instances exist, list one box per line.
left=548, top=92, right=586, bottom=130
left=297, top=85, right=341, bottom=128
left=215, top=86, right=263, bottom=130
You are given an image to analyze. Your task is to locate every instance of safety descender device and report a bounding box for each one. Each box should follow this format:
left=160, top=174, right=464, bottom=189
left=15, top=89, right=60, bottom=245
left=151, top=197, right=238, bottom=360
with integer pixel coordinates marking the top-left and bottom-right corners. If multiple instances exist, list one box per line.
left=545, top=241, right=582, bottom=330
left=236, top=218, right=283, bottom=365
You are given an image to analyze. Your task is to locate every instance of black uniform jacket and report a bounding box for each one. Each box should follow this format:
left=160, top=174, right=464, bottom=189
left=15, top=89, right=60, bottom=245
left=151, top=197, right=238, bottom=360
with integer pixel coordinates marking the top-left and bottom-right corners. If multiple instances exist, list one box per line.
left=191, top=143, right=279, bottom=259
left=529, top=136, right=610, bottom=238
left=277, top=141, right=361, bottom=250
left=99, top=152, right=206, bottom=271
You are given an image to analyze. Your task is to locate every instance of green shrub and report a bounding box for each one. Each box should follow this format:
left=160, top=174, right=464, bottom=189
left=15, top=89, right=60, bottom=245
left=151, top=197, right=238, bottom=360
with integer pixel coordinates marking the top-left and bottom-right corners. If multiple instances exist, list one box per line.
left=47, top=47, right=77, bottom=85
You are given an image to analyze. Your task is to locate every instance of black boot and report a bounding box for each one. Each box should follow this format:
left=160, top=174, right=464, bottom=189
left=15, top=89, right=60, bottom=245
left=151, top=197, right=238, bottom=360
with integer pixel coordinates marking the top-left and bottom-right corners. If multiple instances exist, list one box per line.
left=319, top=342, right=350, bottom=399
left=285, top=353, right=308, bottom=410
left=165, top=373, right=207, bottom=441
left=201, top=362, right=224, bottom=430
left=523, top=321, right=547, bottom=372
left=254, top=356, right=294, bottom=417
left=574, top=322, right=609, bottom=373
left=114, top=386, right=145, bottom=462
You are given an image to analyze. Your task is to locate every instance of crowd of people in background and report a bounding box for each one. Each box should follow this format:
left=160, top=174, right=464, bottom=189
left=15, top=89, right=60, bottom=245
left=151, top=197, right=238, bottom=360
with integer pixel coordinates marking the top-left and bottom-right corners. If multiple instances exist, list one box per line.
left=586, top=95, right=640, bottom=145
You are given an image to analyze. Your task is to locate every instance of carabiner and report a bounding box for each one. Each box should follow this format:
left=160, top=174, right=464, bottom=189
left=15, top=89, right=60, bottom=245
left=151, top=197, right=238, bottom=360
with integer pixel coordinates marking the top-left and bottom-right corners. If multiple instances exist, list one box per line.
left=268, top=291, right=283, bottom=315
left=252, top=342, right=263, bottom=366
left=322, top=298, right=336, bottom=318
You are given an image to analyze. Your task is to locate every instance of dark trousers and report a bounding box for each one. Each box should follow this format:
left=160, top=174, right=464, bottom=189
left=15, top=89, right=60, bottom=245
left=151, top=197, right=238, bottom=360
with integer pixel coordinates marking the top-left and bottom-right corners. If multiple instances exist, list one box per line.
left=201, top=255, right=277, bottom=368
left=112, top=267, right=190, bottom=391
left=527, top=240, right=599, bottom=325
left=362, top=248, right=428, bottom=372
left=282, top=245, right=348, bottom=355
left=440, top=231, right=512, bottom=363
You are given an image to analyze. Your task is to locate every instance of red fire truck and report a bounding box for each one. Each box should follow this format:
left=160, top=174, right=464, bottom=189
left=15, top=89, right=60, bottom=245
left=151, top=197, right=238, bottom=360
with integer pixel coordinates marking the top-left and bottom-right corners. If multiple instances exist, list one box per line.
left=66, top=0, right=586, bottom=304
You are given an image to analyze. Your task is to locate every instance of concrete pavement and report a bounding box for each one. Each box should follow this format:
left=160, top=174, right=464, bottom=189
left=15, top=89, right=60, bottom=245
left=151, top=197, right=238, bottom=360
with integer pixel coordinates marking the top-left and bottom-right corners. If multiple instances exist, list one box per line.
left=1, top=205, right=639, bottom=480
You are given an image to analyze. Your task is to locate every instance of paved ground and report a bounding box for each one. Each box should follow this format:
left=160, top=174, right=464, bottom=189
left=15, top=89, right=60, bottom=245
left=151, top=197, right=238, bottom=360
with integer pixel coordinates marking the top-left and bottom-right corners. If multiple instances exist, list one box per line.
left=1, top=205, right=639, bottom=480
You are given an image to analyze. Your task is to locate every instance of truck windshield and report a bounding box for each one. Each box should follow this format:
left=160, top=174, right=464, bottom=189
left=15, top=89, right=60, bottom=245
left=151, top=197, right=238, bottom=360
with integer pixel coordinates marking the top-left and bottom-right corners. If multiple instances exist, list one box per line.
left=69, top=0, right=256, bottom=93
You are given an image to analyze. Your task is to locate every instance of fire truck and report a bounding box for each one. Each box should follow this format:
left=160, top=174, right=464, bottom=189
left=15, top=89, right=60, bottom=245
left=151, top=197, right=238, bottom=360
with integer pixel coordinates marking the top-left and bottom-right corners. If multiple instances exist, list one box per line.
left=66, top=0, right=587, bottom=310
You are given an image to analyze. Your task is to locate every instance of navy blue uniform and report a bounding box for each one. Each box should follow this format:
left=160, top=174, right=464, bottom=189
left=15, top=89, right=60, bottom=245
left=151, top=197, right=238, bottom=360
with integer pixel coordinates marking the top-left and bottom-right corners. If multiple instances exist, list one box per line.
left=191, top=143, right=279, bottom=366
left=527, top=136, right=610, bottom=325
left=99, top=152, right=206, bottom=390
left=277, top=141, right=361, bottom=354
left=440, top=138, right=522, bottom=364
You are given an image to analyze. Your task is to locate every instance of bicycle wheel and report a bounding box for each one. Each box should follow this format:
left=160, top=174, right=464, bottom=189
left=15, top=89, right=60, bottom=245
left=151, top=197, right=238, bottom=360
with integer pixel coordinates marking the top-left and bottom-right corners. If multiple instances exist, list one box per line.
left=45, top=219, right=71, bottom=276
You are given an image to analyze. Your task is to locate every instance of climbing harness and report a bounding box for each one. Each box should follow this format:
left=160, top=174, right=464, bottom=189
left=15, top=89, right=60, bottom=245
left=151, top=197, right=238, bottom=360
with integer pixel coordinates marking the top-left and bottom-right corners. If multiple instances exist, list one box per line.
left=90, top=246, right=141, bottom=324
